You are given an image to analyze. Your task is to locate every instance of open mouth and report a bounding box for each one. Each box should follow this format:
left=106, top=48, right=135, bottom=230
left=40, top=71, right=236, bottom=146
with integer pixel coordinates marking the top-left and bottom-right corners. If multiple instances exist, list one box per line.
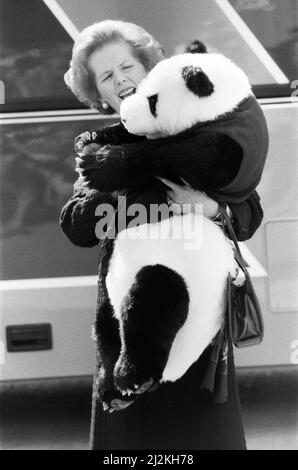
left=118, top=87, right=136, bottom=100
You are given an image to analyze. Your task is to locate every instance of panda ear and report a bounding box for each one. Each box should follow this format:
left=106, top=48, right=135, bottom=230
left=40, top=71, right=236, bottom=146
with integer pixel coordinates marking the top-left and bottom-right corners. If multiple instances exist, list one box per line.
left=182, top=66, right=214, bottom=97
left=185, top=40, right=207, bottom=54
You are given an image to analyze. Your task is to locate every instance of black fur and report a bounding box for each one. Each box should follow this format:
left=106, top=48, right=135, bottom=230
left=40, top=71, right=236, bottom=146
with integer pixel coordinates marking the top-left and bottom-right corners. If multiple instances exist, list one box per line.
left=182, top=66, right=214, bottom=97
left=148, top=94, right=158, bottom=117
left=92, top=241, right=143, bottom=411
left=78, top=127, right=242, bottom=195
left=185, top=39, right=208, bottom=54
left=75, top=121, right=145, bottom=153
left=113, top=264, right=189, bottom=392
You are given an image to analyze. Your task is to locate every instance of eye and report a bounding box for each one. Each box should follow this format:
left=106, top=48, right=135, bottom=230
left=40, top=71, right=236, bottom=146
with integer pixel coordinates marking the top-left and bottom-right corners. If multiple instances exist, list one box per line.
left=101, top=73, right=112, bottom=83
left=122, top=64, right=132, bottom=70
left=147, top=94, right=158, bottom=117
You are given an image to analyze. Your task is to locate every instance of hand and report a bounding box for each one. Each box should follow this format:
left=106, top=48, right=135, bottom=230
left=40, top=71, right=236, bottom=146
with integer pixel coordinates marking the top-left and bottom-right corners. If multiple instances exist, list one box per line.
left=156, top=177, right=219, bottom=219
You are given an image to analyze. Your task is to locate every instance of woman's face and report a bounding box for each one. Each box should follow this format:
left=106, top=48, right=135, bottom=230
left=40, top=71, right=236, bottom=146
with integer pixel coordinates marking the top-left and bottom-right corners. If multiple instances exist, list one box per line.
left=88, top=41, right=147, bottom=113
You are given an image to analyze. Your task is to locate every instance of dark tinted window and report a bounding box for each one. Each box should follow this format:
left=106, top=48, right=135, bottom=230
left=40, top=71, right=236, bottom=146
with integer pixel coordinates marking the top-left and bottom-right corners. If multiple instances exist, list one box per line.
left=0, top=116, right=117, bottom=280
left=229, top=0, right=298, bottom=97
left=0, top=0, right=78, bottom=111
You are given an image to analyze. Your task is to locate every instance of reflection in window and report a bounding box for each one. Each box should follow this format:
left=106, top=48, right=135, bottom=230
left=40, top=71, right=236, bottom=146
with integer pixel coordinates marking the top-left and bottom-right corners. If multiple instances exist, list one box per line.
left=0, top=117, right=117, bottom=280
left=0, top=0, right=75, bottom=110
left=229, top=0, right=298, bottom=84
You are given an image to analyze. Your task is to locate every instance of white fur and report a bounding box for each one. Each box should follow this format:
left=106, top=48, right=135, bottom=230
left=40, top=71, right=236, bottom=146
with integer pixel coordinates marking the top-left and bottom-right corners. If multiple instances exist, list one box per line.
left=106, top=214, right=237, bottom=383
left=120, top=52, right=252, bottom=137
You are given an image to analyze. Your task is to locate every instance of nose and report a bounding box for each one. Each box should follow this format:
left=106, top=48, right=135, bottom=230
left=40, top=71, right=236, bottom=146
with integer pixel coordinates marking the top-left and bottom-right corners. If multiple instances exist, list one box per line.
left=114, top=71, right=127, bottom=86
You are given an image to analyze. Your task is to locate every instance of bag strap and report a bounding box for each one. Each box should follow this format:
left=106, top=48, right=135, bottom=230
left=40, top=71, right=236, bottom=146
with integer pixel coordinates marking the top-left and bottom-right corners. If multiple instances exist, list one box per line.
left=219, top=203, right=248, bottom=276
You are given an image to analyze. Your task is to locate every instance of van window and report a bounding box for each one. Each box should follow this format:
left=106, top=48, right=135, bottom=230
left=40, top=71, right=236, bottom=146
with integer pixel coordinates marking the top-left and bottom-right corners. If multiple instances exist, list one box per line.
left=0, top=0, right=76, bottom=112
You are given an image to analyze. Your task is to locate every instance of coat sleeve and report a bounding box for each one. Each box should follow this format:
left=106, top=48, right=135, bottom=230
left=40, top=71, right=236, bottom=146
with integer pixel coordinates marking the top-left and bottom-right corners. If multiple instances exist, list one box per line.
left=59, top=177, right=117, bottom=247
left=228, top=190, right=264, bottom=241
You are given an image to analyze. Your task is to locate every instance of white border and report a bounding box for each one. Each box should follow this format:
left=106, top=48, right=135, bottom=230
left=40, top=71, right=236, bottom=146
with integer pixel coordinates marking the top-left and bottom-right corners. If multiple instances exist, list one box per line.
left=0, top=114, right=117, bottom=125
left=260, top=102, right=298, bottom=110
left=215, top=0, right=289, bottom=84
left=0, top=275, right=98, bottom=291
left=258, top=97, right=298, bottom=106
left=0, top=109, right=100, bottom=119
left=42, top=0, right=80, bottom=40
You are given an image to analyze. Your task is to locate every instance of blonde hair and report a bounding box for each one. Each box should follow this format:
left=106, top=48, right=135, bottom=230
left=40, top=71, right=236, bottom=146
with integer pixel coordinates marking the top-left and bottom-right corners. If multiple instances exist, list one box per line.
left=64, top=20, right=166, bottom=114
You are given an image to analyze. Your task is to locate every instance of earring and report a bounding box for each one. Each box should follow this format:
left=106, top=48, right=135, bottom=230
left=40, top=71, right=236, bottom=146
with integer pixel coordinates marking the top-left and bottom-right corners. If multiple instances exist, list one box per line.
left=101, top=101, right=109, bottom=110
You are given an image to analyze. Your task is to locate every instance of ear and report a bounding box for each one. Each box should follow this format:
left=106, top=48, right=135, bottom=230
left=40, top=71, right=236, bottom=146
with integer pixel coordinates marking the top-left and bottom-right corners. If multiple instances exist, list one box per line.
left=185, top=40, right=207, bottom=54
left=182, top=66, right=214, bottom=97
left=64, top=68, right=74, bottom=89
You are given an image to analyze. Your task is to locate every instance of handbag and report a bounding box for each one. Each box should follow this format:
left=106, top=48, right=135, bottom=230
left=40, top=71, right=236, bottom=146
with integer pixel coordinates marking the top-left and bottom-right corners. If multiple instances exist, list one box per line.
left=220, top=204, right=264, bottom=348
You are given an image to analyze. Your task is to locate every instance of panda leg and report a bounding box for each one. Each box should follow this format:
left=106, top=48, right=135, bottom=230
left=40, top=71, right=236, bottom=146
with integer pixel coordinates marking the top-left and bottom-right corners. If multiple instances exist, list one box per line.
left=113, top=264, right=189, bottom=395
left=93, top=298, right=138, bottom=411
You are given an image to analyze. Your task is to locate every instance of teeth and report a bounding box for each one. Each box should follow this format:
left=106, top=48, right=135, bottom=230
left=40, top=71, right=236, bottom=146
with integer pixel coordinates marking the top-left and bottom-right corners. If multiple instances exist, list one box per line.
left=118, top=87, right=135, bottom=99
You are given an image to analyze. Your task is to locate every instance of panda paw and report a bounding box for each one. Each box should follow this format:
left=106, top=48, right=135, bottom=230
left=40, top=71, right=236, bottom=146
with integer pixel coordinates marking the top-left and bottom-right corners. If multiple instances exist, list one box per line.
left=75, top=131, right=101, bottom=153
left=114, top=355, right=160, bottom=396
left=94, top=366, right=137, bottom=413
left=119, top=378, right=155, bottom=396
left=102, top=393, right=136, bottom=413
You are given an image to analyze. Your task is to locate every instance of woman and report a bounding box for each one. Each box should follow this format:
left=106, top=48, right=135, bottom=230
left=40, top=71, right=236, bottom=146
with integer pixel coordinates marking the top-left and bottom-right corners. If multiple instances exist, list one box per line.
left=60, top=19, right=264, bottom=450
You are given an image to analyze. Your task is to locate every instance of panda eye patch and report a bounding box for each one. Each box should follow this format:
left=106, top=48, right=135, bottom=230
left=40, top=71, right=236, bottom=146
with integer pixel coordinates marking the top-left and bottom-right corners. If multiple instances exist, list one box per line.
left=147, top=94, right=158, bottom=117
left=182, top=66, right=214, bottom=97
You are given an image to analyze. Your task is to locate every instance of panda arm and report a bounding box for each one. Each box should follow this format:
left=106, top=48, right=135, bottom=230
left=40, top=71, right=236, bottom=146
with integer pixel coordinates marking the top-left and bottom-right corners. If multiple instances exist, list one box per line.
left=78, top=141, right=155, bottom=192
left=75, top=121, right=145, bottom=152
left=78, top=131, right=242, bottom=193
left=151, top=131, right=243, bottom=190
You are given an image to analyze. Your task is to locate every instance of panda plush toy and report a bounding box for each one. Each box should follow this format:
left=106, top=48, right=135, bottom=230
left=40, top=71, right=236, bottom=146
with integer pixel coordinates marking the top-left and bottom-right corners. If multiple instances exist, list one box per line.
left=76, top=40, right=268, bottom=410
